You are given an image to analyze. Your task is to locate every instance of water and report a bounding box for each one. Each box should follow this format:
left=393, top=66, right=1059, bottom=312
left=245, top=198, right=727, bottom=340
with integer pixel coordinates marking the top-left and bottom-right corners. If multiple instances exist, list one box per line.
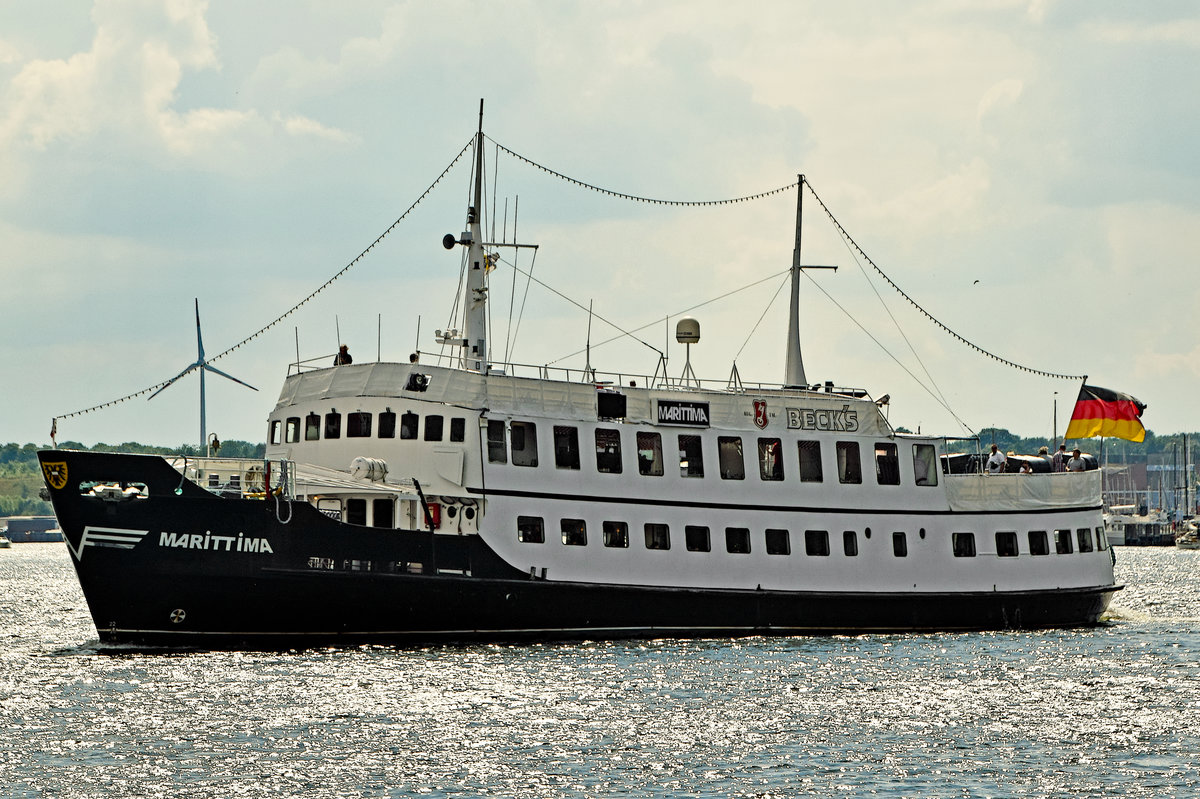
left=2, top=544, right=1198, bottom=797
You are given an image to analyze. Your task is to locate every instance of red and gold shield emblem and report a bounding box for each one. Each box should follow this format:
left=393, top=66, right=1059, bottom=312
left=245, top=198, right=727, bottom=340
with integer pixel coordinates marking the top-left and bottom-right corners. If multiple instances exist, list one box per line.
left=753, top=400, right=768, bottom=430
left=42, top=461, right=69, bottom=491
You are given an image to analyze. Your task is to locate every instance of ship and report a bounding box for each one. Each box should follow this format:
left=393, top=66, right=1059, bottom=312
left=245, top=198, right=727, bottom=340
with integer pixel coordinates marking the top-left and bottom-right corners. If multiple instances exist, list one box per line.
left=38, top=105, right=1119, bottom=646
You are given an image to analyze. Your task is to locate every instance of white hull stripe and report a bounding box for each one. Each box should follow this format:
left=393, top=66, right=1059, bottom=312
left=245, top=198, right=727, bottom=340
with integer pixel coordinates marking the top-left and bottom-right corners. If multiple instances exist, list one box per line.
left=69, top=526, right=151, bottom=561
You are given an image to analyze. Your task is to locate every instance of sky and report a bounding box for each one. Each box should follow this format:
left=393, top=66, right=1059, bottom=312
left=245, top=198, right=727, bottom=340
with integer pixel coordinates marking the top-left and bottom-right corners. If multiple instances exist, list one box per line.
left=2, top=0, right=1198, bottom=449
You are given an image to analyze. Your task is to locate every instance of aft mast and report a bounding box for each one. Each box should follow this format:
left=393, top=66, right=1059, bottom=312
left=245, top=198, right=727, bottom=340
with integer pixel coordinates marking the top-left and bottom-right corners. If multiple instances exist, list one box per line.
left=784, top=175, right=807, bottom=387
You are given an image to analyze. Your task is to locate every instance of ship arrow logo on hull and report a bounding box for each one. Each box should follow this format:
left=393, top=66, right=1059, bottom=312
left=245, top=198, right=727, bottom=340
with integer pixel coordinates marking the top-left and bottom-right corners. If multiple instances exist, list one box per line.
left=67, top=526, right=151, bottom=561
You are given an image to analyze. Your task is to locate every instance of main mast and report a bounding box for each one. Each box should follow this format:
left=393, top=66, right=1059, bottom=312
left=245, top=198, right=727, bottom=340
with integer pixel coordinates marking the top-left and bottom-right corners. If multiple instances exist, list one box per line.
left=461, top=100, right=488, bottom=373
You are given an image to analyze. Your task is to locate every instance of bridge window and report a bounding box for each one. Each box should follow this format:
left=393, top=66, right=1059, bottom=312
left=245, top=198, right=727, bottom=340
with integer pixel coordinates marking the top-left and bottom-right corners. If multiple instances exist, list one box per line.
left=378, top=411, right=396, bottom=439
left=1095, top=526, right=1108, bottom=551
left=285, top=417, right=301, bottom=443
left=347, top=412, right=372, bottom=438
left=510, top=421, right=538, bottom=467
left=595, top=429, right=623, bottom=474
left=1076, top=528, right=1094, bottom=553
left=487, top=420, right=507, bottom=464
left=797, top=440, right=823, bottom=483
left=554, top=426, right=581, bottom=470
left=679, top=435, right=704, bottom=478
left=401, top=412, right=419, bottom=440
left=305, top=412, right=321, bottom=441
left=269, top=420, right=281, bottom=446
left=913, top=444, right=938, bottom=486
left=372, top=498, right=394, bottom=529
left=324, top=412, right=341, bottom=440
left=875, top=443, right=900, bottom=485
left=758, top=438, right=784, bottom=481
left=345, top=498, right=366, bottom=526
left=636, top=432, right=664, bottom=476
left=1054, top=529, right=1073, bottom=554
left=423, top=415, right=443, bottom=442
left=450, top=417, right=466, bottom=442
left=718, top=436, right=745, bottom=480
left=837, top=442, right=862, bottom=484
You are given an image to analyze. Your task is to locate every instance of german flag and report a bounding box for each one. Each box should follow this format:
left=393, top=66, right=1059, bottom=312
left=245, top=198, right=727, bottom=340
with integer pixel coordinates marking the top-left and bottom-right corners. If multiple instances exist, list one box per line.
left=1065, top=384, right=1147, bottom=443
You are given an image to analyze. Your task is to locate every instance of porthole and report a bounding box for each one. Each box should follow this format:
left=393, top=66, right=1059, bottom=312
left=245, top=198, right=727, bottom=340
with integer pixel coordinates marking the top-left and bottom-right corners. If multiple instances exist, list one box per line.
left=919, top=528, right=926, bottom=539
left=864, top=527, right=872, bottom=539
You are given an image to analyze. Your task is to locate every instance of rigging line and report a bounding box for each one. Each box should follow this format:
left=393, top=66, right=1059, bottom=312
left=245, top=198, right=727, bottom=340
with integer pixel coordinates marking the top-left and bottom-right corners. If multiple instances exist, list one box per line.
left=549, top=269, right=791, bottom=365
left=801, top=268, right=977, bottom=437
left=732, top=271, right=791, bottom=363
left=804, top=179, right=1086, bottom=383
left=54, top=137, right=475, bottom=422
left=834, top=214, right=954, bottom=413
left=509, top=213, right=536, bottom=364
left=497, top=256, right=664, bottom=360
left=488, top=136, right=799, bottom=207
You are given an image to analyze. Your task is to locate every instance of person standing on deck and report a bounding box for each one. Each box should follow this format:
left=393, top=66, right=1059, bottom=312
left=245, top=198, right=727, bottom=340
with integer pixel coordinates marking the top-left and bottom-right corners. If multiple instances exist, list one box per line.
left=987, top=444, right=1008, bottom=474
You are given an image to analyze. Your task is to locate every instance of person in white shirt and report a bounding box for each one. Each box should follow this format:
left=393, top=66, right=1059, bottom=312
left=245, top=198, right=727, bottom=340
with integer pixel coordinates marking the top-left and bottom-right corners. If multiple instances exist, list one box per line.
left=987, top=444, right=1008, bottom=474
left=1067, top=448, right=1086, bottom=472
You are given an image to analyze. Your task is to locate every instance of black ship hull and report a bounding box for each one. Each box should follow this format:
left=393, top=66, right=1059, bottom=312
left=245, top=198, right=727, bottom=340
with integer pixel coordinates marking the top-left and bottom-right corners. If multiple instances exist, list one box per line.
left=40, top=450, right=1117, bottom=648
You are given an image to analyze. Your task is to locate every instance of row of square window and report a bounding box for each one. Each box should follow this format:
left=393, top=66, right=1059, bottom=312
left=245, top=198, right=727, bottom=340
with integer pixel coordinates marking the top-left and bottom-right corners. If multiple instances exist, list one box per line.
left=270, top=411, right=466, bottom=444
left=517, top=517, right=1108, bottom=557
left=492, top=421, right=941, bottom=486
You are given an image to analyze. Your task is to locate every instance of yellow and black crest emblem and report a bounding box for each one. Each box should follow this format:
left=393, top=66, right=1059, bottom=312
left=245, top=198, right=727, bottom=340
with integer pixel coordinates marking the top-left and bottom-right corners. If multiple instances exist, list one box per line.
left=42, top=461, right=69, bottom=491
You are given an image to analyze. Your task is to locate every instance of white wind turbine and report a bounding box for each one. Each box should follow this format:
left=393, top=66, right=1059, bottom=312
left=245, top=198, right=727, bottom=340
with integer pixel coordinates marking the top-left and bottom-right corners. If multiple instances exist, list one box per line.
left=148, top=298, right=258, bottom=453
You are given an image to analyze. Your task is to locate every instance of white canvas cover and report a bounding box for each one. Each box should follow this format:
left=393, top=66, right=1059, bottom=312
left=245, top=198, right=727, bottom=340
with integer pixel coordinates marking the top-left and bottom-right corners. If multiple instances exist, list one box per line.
left=944, top=471, right=1101, bottom=512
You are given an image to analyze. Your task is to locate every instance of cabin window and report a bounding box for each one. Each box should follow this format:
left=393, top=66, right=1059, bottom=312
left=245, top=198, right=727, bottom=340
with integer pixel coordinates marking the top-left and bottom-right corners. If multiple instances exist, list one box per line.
left=372, top=498, right=394, bottom=529
left=805, top=530, right=830, bottom=557
left=678, top=435, right=704, bottom=478
left=952, top=532, right=976, bottom=557
left=843, top=530, right=859, bottom=556
left=685, top=525, right=711, bottom=552
left=378, top=411, right=396, bottom=439
left=837, top=442, right=862, bottom=484
left=450, top=418, right=466, bottom=442
left=758, top=438, right=784, bottom=481
left=345, top=498, right=366, bottom=526
left=510, top=421, right=538, bottom=467
left=892, top=531, right=908, bottom=557
left=595, top=429, right=623, bottom=474
left=324, top=412, right=341, bottom=440
left=517, top=516, right=544, bottom=543
left=718, top=436, right=745, bottom=480
left=1054, top=529, right=1073, bottom=554
left=1095, top=526, right=1108, bottom=551
left=487, top=420, right=507, bottom=464
left=603, top=521, right=630, bottom=549
left=996, top=531, right=1019, bottom=557
left=913, top=444, right=938, bottom=486
left=400, top=412, right=419, bottom=440
left=1029, top=530, right=1049, bottom=556
left=561, top=518, right=587, bottom=546
left=725, top=527, right=751, bottom=554
left=285, top=417, right=301, bottom=444
left=875, top=443, right=900, bottom=485
left=347, top=412, right=372, bottom=438
left=1076, top=528, right=1094, bottom=553
left=636, top=432, right=664, bottom=476
left=553, top=426, right=581, bottom=470
left=644, top=523, right=671, bottom=550
left=797, top=440, right=823, bottom=483
left=305, top=413, right=321, bottom=441
left=424, top=415, right=443, bottom=442
left=269, top=420, right=282, bottom=446
left=765, top=528, right=790, bottom=555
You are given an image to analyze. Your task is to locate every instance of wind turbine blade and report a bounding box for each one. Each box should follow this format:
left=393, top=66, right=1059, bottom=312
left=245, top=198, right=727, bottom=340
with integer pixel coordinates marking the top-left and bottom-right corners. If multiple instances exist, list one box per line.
left=194, top=298, right=205, bottom=361
left=203, top=363, right=258, bottom=392
left=148, top=362, right=201, bottom=401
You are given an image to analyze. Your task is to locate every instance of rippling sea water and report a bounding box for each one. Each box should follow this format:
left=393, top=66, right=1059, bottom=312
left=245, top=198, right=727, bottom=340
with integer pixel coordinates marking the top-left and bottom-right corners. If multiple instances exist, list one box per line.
left=2, top=545, right=1198, bottom=797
